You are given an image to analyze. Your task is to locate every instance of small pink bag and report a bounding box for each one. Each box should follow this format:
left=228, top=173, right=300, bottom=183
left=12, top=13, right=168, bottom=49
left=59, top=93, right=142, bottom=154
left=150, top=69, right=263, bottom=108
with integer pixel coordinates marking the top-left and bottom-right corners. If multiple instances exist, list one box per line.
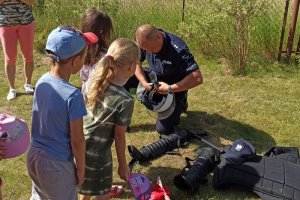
left=0, top=113, right=30, bottom=158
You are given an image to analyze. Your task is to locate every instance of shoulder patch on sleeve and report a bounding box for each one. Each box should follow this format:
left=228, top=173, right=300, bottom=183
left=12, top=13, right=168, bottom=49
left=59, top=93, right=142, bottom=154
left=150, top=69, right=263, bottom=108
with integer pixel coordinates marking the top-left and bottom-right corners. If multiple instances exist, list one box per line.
left=171, top=41, right=183, bottom=53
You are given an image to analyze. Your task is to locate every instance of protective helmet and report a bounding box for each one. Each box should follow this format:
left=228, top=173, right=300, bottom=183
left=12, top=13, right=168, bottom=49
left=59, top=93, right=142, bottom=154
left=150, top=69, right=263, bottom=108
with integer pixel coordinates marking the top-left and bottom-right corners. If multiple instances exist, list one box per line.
left=136, top=71, right=175, bottom=119
left=0, top=113, right=30, bottom=158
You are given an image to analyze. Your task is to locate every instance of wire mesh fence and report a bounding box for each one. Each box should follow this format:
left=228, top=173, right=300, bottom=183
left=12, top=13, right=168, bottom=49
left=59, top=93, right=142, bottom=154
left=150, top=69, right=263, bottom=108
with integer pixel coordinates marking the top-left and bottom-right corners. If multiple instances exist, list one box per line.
left=34, top=0, right=299, bottom=72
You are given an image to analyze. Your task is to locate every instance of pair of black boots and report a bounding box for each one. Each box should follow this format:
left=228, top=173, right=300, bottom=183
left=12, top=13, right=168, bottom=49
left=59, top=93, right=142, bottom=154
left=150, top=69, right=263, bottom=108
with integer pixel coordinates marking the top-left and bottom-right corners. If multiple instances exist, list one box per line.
left=128, top=127, right=191, bottom=164
left=128, top=127, right=219, bottom=194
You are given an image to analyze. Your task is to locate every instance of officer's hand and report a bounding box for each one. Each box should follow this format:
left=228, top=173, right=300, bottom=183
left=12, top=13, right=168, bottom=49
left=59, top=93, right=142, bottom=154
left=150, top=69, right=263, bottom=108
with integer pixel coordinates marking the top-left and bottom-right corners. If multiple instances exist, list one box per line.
left=157, top=82, right=169, bottom=94
left=142, top=82, right=153, bottom=91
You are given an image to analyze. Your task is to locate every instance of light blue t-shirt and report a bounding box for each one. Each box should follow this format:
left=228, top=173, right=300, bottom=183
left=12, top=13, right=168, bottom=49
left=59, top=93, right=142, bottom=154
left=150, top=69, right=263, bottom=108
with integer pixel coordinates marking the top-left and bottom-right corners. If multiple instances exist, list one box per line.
left=31, top=72, right=87, bottom=161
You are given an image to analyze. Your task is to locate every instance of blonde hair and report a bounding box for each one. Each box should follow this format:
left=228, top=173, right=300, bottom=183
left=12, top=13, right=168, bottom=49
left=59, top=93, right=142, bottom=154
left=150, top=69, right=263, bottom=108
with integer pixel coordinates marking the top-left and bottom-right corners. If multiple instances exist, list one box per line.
left=86, top=38, right=140, bottom=108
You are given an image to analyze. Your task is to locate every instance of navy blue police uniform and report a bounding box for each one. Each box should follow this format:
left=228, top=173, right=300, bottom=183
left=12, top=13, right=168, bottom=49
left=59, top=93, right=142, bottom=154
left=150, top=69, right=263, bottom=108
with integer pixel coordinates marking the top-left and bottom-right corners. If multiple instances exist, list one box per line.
left=124, top=30, right=199, bottom=134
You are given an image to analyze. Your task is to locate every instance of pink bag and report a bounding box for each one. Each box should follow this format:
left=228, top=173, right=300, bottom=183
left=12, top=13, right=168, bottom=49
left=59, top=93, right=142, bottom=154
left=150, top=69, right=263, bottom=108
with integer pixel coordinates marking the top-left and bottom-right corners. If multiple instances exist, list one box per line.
left=0, top=113, right=30, bottom=158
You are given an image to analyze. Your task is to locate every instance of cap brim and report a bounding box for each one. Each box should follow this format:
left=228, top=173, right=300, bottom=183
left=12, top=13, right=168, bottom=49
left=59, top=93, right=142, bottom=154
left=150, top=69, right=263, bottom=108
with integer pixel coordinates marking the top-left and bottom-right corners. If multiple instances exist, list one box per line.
left=82, top=32, right=98, bottom=45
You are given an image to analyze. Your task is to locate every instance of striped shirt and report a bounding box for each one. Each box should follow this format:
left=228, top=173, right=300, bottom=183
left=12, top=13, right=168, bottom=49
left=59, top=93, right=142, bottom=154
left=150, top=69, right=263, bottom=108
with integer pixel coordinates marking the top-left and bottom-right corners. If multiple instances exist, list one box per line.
left=0, top=0, right=34, bottom=26
left=80, top=83, right=134, bottom=195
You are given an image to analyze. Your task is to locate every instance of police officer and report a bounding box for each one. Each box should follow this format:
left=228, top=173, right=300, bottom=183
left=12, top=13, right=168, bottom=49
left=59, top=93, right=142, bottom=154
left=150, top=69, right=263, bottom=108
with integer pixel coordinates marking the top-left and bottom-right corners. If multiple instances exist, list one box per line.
left=125, top=24, right=203, bottom=135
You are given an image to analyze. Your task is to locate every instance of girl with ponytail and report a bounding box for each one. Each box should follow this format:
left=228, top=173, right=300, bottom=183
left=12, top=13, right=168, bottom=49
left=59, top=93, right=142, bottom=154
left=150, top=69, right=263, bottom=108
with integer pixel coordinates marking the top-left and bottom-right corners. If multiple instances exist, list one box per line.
left=79, top=38, right=140, bottom=200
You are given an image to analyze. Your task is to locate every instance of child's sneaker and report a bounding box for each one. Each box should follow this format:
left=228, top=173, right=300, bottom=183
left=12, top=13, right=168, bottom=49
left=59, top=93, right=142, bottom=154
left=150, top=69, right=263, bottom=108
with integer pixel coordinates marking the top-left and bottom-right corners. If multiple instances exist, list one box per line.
left=7, top=89, right=16, bottom=101
left=109, top=185, right=125, bottom=198
left=24, top=84, right=34, bottom=94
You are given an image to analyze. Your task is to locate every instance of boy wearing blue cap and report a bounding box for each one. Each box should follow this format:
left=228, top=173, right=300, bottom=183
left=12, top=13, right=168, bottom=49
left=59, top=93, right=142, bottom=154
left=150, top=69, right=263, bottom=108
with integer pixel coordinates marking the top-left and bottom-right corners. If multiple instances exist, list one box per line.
left=27, top=26, right=98, bottom=200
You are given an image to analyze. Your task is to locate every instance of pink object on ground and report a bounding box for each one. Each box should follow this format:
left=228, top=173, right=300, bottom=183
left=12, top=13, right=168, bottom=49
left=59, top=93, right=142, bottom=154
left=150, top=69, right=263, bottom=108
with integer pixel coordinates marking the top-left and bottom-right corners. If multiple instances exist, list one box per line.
left=128, top=173, right=152, bottom=200
left=0, top=113, right=30, bottom=158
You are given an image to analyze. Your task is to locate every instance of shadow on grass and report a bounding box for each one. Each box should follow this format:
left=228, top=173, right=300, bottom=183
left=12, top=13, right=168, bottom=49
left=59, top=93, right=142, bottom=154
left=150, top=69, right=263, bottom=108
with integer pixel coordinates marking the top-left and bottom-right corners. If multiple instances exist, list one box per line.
left=128, top=123, right=156, bottom=133
left=180, top=111, right=276, bottom=153
left=16, top=92, right=34, bottom=98
left=145, top=166, right=257, bottom=200
left=129, top=110, right=276, bottom=153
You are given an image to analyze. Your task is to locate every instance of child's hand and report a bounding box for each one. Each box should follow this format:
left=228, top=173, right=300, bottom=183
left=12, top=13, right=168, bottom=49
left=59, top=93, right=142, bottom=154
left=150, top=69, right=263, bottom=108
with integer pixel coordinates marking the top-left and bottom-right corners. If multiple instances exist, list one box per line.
left=76, top=168, right=85, bottom=187
left=118, top=164, right=130, bottom=182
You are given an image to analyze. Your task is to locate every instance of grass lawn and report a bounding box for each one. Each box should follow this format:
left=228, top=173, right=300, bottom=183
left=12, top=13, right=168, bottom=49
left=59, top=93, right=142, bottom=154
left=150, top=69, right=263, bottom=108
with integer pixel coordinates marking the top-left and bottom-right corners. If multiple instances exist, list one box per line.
left=0, top=51, right=299, bottom=199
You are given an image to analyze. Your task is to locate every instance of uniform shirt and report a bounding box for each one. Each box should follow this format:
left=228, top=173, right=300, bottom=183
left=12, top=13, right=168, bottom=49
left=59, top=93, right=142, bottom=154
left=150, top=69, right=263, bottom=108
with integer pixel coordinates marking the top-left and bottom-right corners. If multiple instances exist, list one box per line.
left=31, top=73, right=87, bottom=161
left=140, top=30, right=199, bottom=85
left=0, top=0, right=34, bottom=26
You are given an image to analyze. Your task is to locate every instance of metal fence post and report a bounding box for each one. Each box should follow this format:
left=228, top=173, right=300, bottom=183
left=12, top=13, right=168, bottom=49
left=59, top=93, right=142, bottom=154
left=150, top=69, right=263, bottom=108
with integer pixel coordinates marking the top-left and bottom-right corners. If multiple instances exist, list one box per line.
left=278, top=0, right=290, bottom=61
left=181, top=0, right=185, bottom=22
left=286, top=0, right=300, bottom=63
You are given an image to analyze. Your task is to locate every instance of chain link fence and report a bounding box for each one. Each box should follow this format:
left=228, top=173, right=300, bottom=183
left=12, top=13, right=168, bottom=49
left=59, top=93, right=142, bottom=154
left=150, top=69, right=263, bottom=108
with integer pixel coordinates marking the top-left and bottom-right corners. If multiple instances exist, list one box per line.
left=34, top=0, right=297, bottom=73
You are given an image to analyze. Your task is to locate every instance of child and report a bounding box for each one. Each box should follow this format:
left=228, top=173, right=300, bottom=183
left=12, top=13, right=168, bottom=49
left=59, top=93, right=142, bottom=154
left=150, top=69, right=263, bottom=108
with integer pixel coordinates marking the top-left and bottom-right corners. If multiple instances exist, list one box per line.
left=80, top=8, right=124, bottom=197
left=79, top=38, right=140, bottom=200
left=80, top=8, right=113, bottom=94
left=26, top=26, right=98, bottom=200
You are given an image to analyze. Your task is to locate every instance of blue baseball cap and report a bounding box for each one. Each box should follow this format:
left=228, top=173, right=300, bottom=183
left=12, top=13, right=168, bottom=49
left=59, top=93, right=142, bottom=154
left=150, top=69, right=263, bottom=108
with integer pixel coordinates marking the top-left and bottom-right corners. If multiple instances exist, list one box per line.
left=46, top=26, right=98, bottom=62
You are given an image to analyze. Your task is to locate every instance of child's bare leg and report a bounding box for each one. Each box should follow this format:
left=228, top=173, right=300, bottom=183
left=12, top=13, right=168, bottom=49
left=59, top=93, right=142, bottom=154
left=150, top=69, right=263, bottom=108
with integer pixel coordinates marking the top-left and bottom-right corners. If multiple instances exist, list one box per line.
left=79, top=195, right=91, bottom=200
left=94, top=194, right=110, bottom=200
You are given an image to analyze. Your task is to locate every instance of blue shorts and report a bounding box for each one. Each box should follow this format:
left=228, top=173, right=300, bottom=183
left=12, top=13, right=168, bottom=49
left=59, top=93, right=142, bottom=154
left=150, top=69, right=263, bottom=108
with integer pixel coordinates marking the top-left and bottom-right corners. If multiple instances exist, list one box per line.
left=27, top=147, right=77, bottom=200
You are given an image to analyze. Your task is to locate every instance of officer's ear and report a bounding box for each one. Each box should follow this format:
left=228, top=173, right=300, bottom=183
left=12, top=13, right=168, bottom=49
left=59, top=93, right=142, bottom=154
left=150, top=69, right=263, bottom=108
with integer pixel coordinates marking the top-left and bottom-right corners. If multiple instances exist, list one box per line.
left=156, top=32, right=163, bottom=45
left=157, top=32, right=162, bottom=40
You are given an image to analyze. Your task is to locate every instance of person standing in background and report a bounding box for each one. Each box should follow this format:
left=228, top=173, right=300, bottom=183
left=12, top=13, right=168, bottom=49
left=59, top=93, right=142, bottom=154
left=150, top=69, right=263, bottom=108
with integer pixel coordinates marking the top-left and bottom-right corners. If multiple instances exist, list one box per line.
left=0, top=0, right=35, bottom=100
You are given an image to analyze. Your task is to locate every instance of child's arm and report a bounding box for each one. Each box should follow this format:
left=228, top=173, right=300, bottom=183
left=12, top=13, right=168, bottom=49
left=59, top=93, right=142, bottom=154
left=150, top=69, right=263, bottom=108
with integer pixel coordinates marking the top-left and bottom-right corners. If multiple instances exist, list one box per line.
left=70, top=118, right=86, bottom=186
left=114, top=125, right=129, bottom=182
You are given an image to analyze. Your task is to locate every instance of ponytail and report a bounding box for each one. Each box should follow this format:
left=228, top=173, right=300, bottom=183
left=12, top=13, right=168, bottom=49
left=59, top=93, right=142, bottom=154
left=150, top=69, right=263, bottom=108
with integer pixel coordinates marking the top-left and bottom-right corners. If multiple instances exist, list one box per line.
left=86, top=38, right=140, bottom=108
left=86, top=55, right=115, bottom=108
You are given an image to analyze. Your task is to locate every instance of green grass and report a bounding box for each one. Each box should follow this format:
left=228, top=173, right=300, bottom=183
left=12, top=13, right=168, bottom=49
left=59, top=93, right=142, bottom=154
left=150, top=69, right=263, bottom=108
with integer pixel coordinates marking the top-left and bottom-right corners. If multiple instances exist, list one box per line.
left=0, top=50, right=300, bottom=199
left=1, top=1, right=300, bottom=199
